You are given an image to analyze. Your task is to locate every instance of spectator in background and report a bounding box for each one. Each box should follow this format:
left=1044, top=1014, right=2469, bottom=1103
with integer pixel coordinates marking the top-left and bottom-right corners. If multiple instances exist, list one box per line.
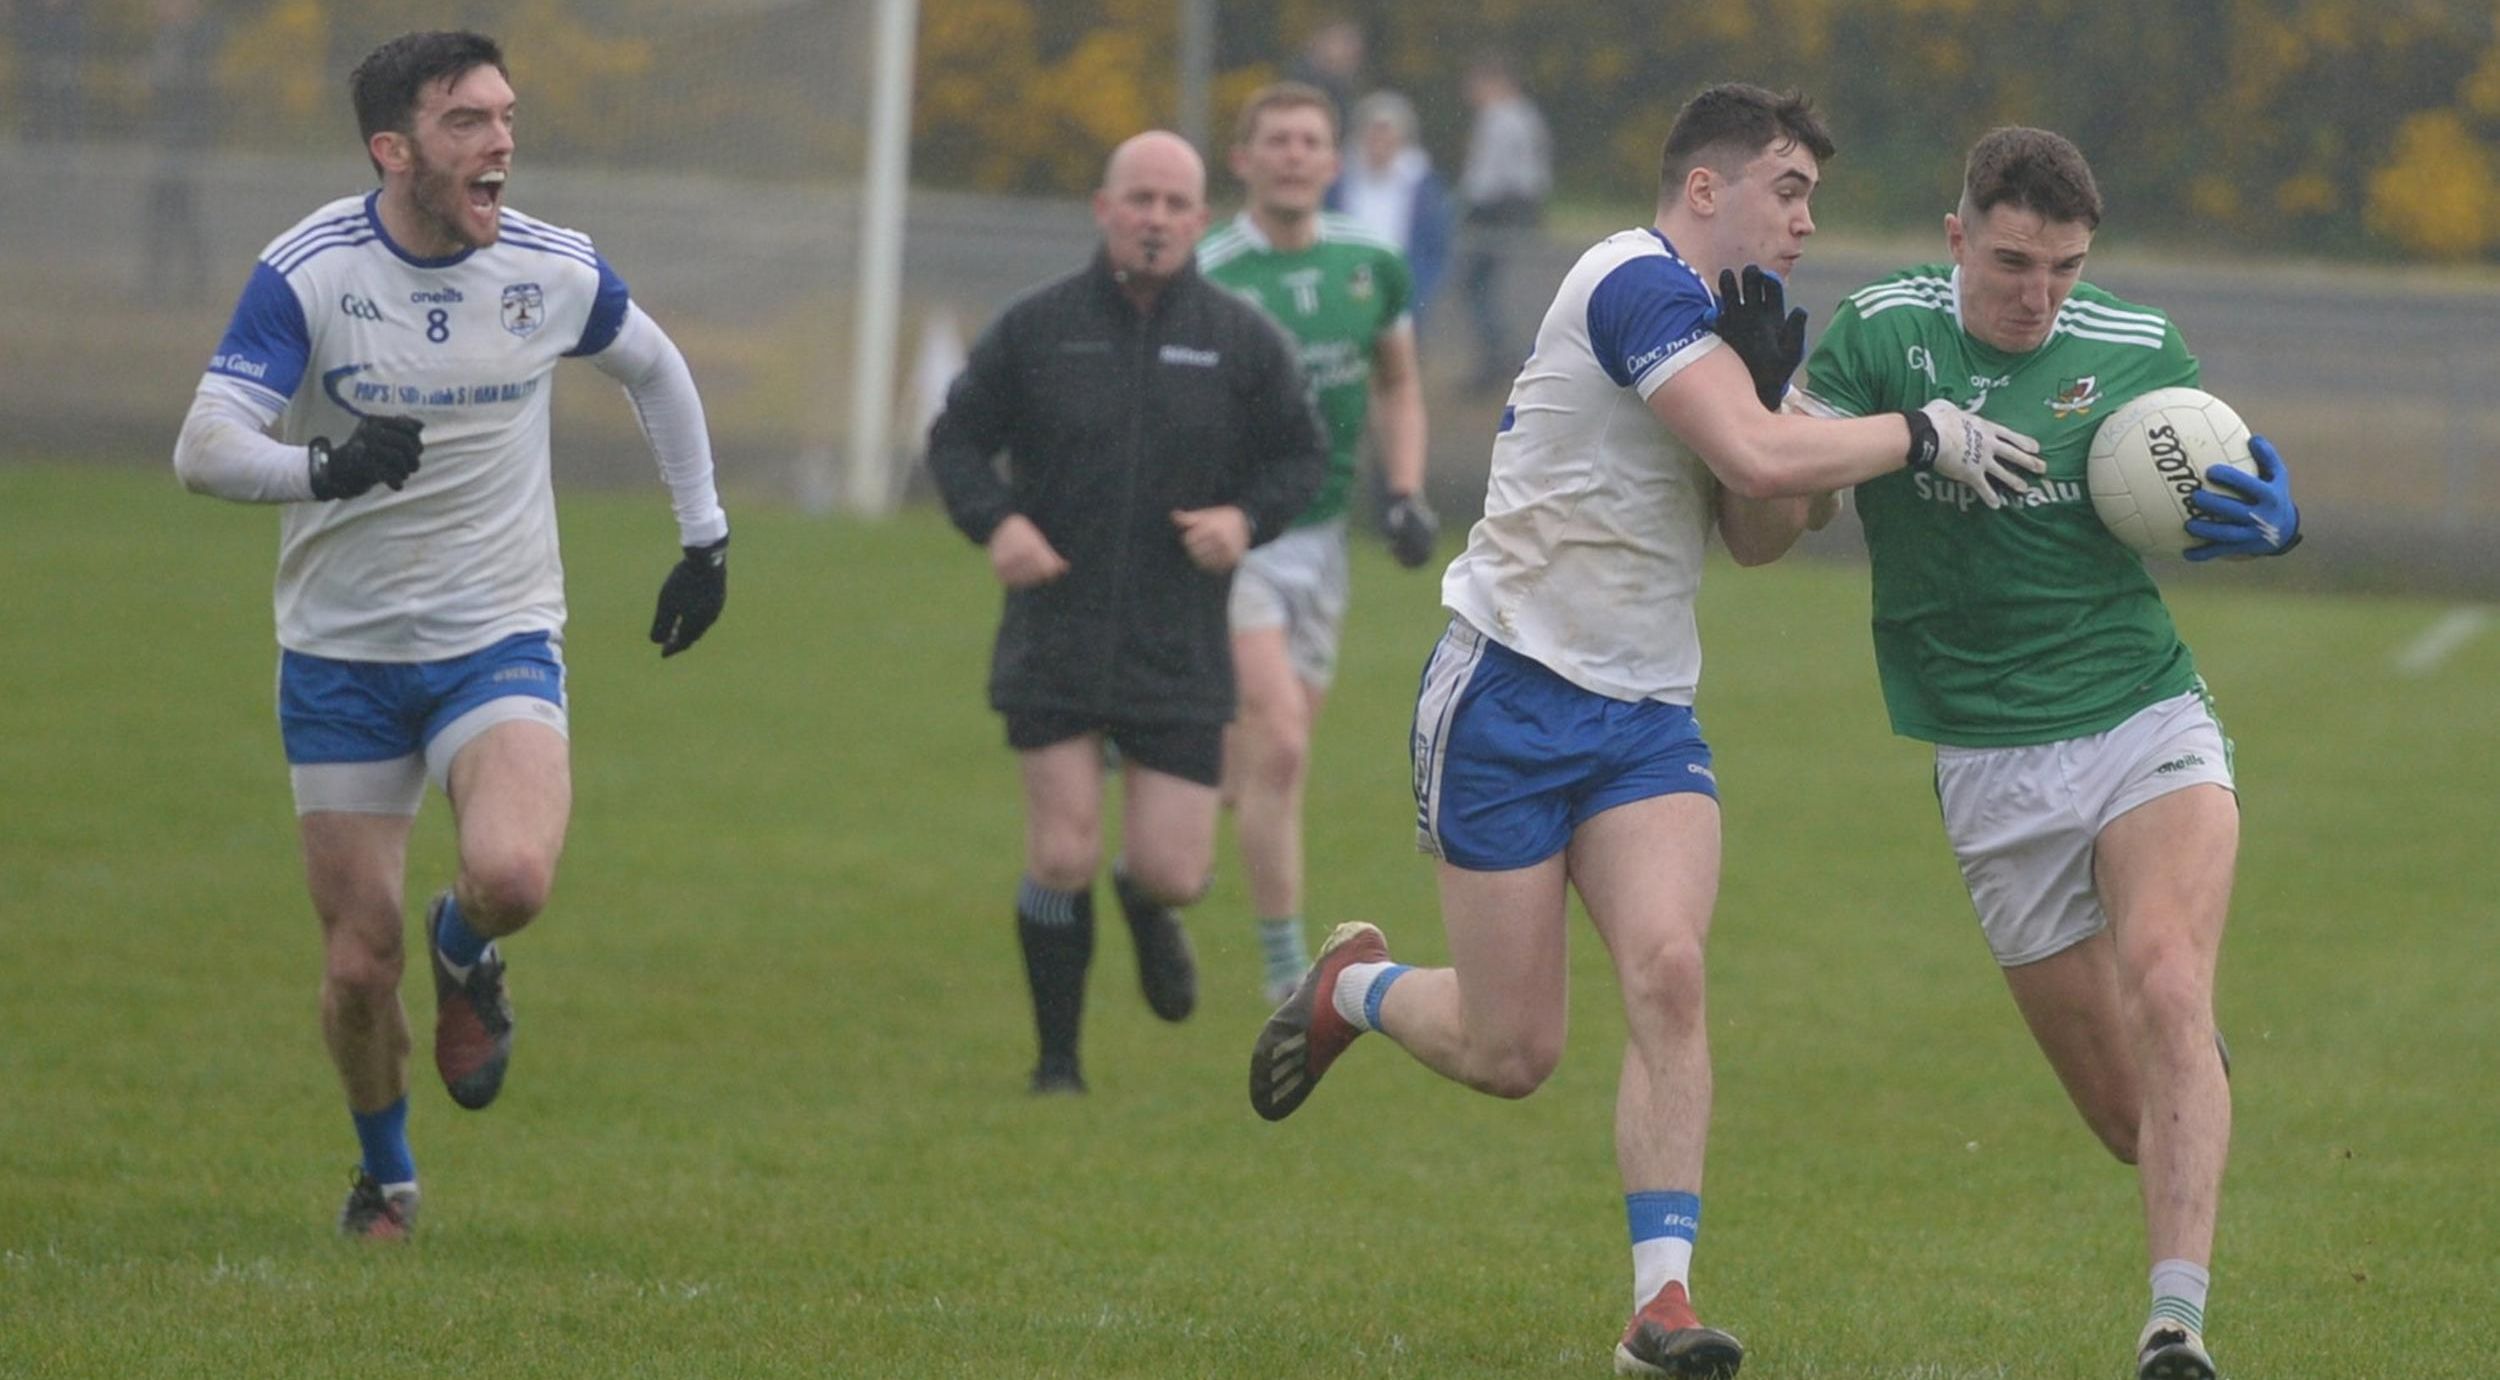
left=143, top=0, right=220, bottom=302
left=1327, top=90, right=1454, bottom=332
left=1457, top=52, right=1552, bottom=395
left=1284, top=16, right=1366, bottom=132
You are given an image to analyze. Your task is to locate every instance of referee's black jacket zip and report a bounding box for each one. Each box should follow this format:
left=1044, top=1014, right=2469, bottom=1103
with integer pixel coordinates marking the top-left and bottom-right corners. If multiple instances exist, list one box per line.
left=929, top=249, right=1327, bottom=727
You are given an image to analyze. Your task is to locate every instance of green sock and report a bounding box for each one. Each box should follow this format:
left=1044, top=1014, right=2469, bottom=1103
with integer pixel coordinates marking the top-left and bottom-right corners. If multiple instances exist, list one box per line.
left=2149, top=1258, right=2210, bottom=1335
left=1257, top=916, right=1308, bottom=985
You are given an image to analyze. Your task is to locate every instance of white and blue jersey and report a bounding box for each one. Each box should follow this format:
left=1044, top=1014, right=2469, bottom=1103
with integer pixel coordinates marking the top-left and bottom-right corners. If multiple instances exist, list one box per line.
left=1440, top=227, right=1726, bottom=705
left=1416, top=229, right=1730, bottom=870
left=200, top=192, right=630, bottom=661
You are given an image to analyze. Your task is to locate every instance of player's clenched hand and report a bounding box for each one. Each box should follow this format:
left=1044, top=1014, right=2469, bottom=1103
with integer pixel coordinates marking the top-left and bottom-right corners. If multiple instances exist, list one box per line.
left=987, top=514, right=1070, bottom=589
left=307, top=414, right=424, bottom=500
left=1171, top=505, right=1251, bottom=573
left=1383, top=491, right=1439, bottom=569
left=1712, top=265, right=1808, bottom=411
left=2184, top=434, right=2302, bottom=561
left=650, top=532, right=728, bottom=657
left=1903, top=399, right=2045, bottom=510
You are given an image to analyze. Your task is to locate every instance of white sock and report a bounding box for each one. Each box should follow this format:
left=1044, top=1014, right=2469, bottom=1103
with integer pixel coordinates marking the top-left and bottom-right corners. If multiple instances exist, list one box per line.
left=1332, top=961, right=1395, bottom=1030
left=2149, top=1258, right=2210, bottom=1336
left=1632, top=1236, right=1694, bottom=1312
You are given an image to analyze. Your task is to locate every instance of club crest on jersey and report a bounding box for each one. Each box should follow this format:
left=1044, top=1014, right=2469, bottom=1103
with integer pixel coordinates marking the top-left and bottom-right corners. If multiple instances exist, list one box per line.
left=1347, top=263, right=1375, bottom=301
left=501, top=282, right=545, bottom=338
left=2047, top=375, right=2103, bottom=418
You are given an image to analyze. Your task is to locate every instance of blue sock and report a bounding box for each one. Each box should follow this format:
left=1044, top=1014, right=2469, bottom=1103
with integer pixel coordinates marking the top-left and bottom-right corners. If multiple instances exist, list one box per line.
left=1362, top=963, right=1412, bottom=1032
left=434, top=892, right=490, bottom=967
left=1627, top=1190, right=1701, bottom=1307
left=352, top=1097, right=415, bottom=1185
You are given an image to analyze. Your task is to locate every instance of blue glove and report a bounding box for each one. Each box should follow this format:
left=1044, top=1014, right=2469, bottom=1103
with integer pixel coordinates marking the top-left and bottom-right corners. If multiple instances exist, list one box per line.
left=2184, top=434, right=2302, bottom=561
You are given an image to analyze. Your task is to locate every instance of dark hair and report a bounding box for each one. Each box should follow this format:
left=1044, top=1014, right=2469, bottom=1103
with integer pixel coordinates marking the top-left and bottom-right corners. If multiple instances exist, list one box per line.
left=1659, top=83, right=1834, bottom=196
left=1961, top=126, right=2102, bottom=229
left=1234, top=80, right=1338, bottom=146
left=349, top=31, right=507, bottom=176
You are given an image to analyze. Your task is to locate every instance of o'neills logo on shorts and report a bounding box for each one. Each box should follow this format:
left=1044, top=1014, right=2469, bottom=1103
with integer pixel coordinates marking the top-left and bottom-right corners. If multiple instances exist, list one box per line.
left=1159, top=344, right=1220, bottom=367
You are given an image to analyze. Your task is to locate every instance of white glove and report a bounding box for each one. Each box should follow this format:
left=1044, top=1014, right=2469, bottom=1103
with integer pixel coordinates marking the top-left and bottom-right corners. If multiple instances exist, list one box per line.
left=1907, top=398, right=2045, bottom=509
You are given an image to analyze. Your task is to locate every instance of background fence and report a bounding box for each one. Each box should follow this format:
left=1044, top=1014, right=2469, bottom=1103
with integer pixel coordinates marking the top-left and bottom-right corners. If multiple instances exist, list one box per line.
left=3, top=0, right=2495, bottom=595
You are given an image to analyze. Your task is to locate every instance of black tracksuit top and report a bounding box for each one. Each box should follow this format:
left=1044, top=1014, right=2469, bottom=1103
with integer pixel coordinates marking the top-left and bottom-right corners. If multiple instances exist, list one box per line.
left=928, top=250, right=1327, bottom=726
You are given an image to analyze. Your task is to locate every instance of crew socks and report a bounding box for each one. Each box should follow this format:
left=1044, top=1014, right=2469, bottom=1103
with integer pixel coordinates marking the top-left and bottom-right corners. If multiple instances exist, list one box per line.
left=1627, top=1190, right=1702, bottom=1311
left=1331, top=960, right=1410, bottom=1032
left=1015, top=878, right=1094, bottom=1068
left=351, top=1096, right=416, bottom=1187
left=1257, top=916, right=1309, bottom=991
left=2149, top=1258, right=2211, bottom=1337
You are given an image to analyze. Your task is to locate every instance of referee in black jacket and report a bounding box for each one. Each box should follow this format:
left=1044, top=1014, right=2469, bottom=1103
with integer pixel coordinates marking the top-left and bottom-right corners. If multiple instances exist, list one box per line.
left=929, top=130, right=1328, bottom=1095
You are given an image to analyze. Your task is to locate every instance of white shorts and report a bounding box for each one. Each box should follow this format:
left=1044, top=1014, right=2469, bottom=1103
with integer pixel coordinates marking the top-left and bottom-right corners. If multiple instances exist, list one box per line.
left=289, top=697, right=569, bottom=816
left=1934, top=687, right=2236, bottom=967
left=1228, top=517, right=1350, bottom=690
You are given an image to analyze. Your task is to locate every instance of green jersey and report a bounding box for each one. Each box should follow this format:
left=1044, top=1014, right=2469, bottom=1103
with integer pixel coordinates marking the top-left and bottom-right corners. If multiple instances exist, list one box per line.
left=1199, top=212, right=1412, bottom=527
left=1799, top=265, right=2202, bottom=747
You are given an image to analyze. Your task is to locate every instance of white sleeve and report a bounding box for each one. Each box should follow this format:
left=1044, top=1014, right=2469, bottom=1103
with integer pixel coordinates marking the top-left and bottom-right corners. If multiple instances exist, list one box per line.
left=588, top=303, right=730, bottom=548
left=172, top=378, right=315, bottom=503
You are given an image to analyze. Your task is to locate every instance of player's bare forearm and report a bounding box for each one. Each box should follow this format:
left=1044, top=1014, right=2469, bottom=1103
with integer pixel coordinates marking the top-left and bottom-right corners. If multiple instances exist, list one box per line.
left=1370, top=326, right=1428, bottom=496
left=1715, top=488, right=1817, bottom=567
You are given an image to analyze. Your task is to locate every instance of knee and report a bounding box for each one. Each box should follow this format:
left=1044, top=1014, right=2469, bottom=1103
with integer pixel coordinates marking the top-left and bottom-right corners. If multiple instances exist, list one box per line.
left=2126, top=949, right=2212, bottom=1036
left=1466, top=1038, right=1563, bottom=1100
left=323, top=926, right=404, bottom=1003
left=1240, top=710, right=1310, bottom=792
left=463, top=845, right=557, bottom=925
left=1618, top=937, right=1709, bottom=1020
left=1027, top=825, right=1102, bottom=894
left=1121, top=851, right=1212, bottom=908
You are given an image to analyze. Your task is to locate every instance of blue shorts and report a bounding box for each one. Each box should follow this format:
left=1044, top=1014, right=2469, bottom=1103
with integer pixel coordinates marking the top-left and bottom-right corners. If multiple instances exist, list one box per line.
left=278, top=630, right=567, bottom=766
left=1410, top=621, right=1717, bottom=872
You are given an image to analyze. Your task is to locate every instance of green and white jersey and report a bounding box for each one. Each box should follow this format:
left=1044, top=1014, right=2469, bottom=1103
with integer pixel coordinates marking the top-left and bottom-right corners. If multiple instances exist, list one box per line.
left=1797, top=264, right=2201, bottom=747
left=1199, top=212, right=1412, bottom=527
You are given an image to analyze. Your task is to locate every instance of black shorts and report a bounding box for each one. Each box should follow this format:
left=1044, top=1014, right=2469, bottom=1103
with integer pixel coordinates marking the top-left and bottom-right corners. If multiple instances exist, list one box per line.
left=1003, top=710, right=1224, bottom=788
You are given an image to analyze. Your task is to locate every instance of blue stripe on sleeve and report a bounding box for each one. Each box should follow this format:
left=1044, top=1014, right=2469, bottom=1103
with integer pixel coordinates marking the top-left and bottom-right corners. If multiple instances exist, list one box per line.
left=1586, top=255, right=1713, bottom=390
left=565, top=253, right=632, bottom=358
left=207, top=262, right=311, bottom=401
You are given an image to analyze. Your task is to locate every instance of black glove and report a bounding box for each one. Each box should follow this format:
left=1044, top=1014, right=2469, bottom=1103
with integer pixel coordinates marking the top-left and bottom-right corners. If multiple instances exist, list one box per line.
left=1712, top=266, right=1808, bottom=411
left=650, top=532, right=728, bottom=657
left=1383, top=491, right=1439, bottom=569
left=307, top=415, right=424, bottom=500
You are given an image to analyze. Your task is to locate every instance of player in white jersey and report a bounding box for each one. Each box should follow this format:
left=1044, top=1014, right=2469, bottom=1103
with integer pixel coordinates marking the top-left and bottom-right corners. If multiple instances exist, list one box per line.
left=170, top=31, right=731, bottom=1240
left=1248, top=84, right=2045, bottom=1377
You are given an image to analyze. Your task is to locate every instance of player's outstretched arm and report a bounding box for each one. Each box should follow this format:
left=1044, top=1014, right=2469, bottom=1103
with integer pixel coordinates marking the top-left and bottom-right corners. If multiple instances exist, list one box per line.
left=1714, top=398, right=1843, bottom=566
left=2184, top=434, right=2303, bottom=561
left=1653, top=350, right=2043, bottom=505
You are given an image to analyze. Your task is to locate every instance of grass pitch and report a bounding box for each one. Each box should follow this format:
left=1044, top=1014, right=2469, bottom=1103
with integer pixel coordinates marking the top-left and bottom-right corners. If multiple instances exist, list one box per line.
left=1, top=462, right=2492, bottom=1378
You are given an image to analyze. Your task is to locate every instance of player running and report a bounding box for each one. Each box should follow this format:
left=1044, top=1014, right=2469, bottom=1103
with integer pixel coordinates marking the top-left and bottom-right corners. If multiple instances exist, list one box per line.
left=1790, top=127, right=2303, bottom=1380
left=172, top=30, right=731, bottom=1239
left=1249, top=84, right=2043, bottom=1377
left=1198, top=82, right=1437, bottom=1004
